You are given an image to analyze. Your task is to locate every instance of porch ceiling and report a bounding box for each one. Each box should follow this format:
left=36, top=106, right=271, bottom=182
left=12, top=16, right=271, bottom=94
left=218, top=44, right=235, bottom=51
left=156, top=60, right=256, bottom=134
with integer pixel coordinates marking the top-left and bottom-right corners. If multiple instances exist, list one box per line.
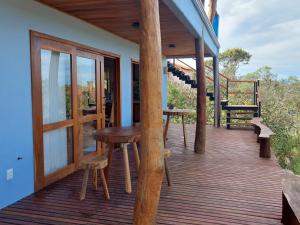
left=38, top=0, right=210, bottom=57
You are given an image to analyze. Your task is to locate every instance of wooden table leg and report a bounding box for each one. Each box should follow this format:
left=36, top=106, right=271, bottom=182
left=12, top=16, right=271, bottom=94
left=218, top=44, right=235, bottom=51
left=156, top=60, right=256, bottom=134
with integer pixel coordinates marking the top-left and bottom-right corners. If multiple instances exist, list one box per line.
left=100, top=168, right=110, bottom=200
left=133, top=142, right=140, bottom=172
left=163, top=115, right=170, bottom=147
left=80, top=168, right=89, bottom=200
left=122, top=143, right=132, bottom=193
left=182, top=115, right=187, bottom=147
left=104, top=143, right=114, bottom=183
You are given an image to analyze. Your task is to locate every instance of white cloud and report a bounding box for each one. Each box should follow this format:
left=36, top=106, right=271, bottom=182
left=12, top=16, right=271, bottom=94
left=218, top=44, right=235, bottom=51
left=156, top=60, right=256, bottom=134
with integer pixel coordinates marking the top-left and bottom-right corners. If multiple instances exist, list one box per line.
left=218, top=0, right=300, bottom=77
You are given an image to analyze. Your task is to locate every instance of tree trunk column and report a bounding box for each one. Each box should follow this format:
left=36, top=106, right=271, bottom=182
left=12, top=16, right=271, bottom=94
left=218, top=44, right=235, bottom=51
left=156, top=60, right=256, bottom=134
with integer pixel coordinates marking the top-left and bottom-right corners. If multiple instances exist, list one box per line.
left=213, top=56, right=221, bottom=128
left=194, top=38, right=206, bottom=154
left=133, top=0, right=164, bottom=224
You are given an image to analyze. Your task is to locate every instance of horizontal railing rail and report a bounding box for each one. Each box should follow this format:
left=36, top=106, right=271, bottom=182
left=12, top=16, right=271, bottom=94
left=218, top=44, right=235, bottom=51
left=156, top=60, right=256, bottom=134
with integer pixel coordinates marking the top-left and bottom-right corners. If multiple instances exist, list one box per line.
left=170, top=58, right=260, bottom=106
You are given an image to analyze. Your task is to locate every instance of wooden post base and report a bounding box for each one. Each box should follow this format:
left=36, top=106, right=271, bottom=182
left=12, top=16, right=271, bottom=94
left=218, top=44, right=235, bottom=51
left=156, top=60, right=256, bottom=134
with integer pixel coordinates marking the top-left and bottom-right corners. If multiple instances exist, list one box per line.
left=226, top=111, right=231, bottom=129
left=259, top=138, right=271, bottom=158
left=282, top=192, right=300, bottom=225
left=164, top=149, right=172, bottom=186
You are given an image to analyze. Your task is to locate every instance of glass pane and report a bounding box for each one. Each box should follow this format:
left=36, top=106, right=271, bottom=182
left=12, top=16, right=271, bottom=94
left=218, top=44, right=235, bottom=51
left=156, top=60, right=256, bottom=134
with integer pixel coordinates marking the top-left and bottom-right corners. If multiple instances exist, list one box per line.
left=41, top=49, right=72, bottom=124
left=81, top=121, right=97, bottom=155
left=43, top=127, right=73, bottom=176
left=77, top=56, right=96, bottom=116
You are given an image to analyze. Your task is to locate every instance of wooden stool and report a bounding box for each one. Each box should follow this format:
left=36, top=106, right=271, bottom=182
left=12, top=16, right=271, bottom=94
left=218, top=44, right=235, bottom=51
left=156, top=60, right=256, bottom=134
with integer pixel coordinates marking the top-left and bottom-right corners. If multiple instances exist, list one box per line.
left=164, top=149, right=172, bottom=186
left=80, top=155, right=110, bottom=201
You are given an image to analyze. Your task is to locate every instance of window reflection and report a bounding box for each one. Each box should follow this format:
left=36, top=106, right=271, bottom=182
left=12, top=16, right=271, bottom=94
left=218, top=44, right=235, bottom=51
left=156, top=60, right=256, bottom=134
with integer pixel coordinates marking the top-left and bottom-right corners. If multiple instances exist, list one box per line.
left=80, top=121, right=97, bottom=155
left=77, top=56, right=96, bottom=116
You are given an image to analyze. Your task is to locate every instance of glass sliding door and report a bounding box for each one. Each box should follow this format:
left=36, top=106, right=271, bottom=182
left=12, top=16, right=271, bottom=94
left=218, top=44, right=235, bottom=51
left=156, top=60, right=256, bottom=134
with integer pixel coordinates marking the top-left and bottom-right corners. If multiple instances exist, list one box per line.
left=41, top=49, right=74, bottom=176
left=31, top=32, right=106, bottom=191
left=77, top=54, right=101, bottom=157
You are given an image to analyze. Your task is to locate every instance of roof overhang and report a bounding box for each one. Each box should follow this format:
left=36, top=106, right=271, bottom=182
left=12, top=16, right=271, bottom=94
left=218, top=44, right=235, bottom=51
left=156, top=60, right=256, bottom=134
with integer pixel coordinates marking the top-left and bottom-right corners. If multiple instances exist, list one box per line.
left=162, top=0, right=220, bottom=56
left=37, top=0, right=219, bottom=57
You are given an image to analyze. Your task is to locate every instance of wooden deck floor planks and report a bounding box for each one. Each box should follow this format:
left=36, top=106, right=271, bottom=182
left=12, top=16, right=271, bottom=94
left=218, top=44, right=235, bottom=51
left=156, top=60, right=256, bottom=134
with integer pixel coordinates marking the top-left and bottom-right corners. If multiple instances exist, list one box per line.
left=0, top=124, right=283, bottom=224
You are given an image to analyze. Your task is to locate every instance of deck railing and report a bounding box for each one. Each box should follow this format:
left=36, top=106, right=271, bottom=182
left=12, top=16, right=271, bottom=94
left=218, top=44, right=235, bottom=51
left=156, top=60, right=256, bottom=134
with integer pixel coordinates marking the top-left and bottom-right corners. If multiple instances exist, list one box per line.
left=171, top=58, right=260, bottom=106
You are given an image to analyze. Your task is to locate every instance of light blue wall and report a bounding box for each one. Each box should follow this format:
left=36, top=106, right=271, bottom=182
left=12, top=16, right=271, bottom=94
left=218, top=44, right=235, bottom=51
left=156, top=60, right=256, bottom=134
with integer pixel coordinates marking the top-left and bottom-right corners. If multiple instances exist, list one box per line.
left=162, top=58, right=168, bottom=110
left=213, top=14, right=219, bottom=37
left=0, top=0, right=169, bottom=209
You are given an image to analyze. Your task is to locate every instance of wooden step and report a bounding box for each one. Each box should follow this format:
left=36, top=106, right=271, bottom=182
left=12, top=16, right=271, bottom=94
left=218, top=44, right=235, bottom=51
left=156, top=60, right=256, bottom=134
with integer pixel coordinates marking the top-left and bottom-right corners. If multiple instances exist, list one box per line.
left=227, top=117, right=253, bottom=120
left=223, top=105, right=259, bottom=111
left=230, top=112, right=256, bottom=115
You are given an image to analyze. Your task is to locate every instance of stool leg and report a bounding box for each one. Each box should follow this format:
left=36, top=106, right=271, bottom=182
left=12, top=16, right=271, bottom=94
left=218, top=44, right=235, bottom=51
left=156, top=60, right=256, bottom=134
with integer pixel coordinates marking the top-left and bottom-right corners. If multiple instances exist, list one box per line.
left=100, top=168, right=110, bottom=200
left=164, top=158, right=171, bottom=186
left=93, top=169, right=98, bottom=190
left=122, top=143, right=132, bottom=193
left=80, top=168, right=89, bottom=200
left=104, top=143, right=114, bottom=183
left=133, top=142, right=140, bottom=172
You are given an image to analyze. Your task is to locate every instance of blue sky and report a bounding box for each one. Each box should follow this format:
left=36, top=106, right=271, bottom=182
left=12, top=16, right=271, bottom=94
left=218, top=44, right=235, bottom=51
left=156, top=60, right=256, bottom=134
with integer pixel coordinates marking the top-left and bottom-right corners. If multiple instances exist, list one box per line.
left=217, top=0, right=300, bottom=78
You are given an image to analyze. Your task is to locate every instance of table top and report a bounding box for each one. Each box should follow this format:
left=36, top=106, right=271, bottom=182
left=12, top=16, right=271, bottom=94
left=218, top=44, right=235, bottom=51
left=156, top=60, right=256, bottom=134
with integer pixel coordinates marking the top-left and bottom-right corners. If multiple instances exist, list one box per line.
left=94, top=126, right=141, bottom=144
left=163, top=109, right=195, bottom=116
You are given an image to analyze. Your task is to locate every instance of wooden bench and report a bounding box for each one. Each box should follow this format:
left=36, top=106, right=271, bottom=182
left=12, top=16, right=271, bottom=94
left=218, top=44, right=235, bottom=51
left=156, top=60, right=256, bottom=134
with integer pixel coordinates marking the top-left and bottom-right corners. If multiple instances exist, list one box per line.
left=251, top=117, right=274, bottom=158
left=80, top=155, right=110, bottom=201
left=282, top=171, right=300, bottom=225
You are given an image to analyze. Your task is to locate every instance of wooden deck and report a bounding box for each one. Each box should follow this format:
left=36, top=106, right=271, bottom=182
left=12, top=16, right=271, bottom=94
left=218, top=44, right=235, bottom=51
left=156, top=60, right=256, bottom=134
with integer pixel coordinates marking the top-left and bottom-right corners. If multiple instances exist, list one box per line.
left=0, top=125, right=283, bottom=225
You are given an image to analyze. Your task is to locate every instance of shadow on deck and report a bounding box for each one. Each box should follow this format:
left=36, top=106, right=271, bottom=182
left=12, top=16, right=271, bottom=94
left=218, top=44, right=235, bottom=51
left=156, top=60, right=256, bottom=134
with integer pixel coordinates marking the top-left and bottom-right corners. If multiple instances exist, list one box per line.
left=0, top=124, right=283, bottom=224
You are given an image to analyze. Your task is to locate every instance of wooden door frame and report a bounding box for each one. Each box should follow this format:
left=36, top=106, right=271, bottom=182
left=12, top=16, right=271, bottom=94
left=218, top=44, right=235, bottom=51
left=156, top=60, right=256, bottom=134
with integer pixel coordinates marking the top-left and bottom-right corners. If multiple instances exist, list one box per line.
left=30, top=31, right=121, bottom=191
left=131, top=59, right=140, bottom=124
left=104, top=56, right=121, bottom=127
left=76, top=50, right=104, bottom=161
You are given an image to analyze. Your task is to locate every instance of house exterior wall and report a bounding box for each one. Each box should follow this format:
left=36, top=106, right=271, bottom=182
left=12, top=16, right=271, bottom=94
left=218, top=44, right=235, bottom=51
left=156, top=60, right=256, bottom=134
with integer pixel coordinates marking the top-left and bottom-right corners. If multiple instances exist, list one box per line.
left=213, top=14, right=219, bottom=37
left=162, top=58, right=168, bottom=111
left=0, top=0, right=167, bottom=209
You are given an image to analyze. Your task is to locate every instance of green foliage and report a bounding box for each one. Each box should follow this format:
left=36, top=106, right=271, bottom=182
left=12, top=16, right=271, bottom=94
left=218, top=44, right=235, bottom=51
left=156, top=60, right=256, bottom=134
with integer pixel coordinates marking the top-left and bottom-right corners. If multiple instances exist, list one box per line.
left=168, top=48, right=300, bottom=175
left=167, top=77, right=214, bottom=125
left=219, top=48, right=252, bottom=78
left=241, top=67, right=300, bottom=174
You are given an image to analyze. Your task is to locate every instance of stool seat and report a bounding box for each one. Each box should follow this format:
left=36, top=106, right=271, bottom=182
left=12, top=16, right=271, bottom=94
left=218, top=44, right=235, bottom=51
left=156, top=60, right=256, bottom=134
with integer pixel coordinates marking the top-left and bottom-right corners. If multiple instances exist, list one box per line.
left=80, top=155, right=110, bottom=201
left=81, top=156, right=108, bottom=169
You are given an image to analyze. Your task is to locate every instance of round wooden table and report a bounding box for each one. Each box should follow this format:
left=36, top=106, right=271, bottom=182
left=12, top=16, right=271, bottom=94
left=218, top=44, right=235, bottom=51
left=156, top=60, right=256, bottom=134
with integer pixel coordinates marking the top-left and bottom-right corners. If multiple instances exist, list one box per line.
left=94, top=126, right=141, bottom=194
left=163, top=109, right=195, bottom=147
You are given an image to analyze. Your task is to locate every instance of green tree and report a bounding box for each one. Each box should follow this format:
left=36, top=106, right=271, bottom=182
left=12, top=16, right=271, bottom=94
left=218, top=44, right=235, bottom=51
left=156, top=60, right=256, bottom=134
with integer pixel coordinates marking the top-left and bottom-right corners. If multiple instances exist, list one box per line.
left=242, top=67, right=300, bottom=173
left=219, top=48, right=252, bottom=78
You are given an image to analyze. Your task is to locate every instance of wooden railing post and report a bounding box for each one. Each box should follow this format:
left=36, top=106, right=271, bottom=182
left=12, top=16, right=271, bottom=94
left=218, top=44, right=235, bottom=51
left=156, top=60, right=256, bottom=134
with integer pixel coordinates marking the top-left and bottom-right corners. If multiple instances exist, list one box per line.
left=194, top=37, right=206, bottom=154
left=133, top=0, right=164, bottom=224
left=226, top=79, right=229, bottom=100
left=207, top=0, right=218, bottom=23
left=213, top=56, right=221, bottom=127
